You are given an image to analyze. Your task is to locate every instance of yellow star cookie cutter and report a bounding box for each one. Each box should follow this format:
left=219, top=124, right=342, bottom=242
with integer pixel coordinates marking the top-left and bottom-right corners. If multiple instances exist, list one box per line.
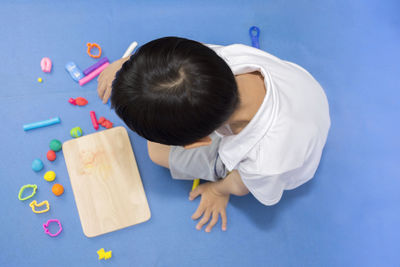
left=29, top=200, right=50, bottom=214
left=97, top=248, right=112, bottom=260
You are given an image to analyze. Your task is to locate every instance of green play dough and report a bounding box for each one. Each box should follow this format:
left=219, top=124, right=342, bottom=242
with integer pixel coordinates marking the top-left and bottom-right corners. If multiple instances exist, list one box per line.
left=49, top=139, right=62, bottom=152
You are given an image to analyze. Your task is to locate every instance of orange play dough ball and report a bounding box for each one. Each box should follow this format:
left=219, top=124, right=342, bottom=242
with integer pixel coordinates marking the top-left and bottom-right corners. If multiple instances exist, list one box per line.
left=52, top=184, right=64, bottom=196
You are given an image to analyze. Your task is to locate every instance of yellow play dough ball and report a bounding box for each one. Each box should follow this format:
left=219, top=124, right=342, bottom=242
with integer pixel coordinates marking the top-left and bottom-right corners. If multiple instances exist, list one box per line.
left=44, top=171, right=56, bottom=182
left=37, top=77, right=43, bottom=83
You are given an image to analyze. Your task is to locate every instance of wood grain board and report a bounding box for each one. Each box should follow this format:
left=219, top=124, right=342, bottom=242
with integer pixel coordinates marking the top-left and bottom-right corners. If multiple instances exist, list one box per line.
left=63, top=126, right=151, bottom=237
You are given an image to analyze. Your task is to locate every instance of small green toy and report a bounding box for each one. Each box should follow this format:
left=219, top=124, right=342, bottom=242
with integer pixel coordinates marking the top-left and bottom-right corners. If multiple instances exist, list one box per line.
left=70, top=127, right=83, bottom=138
left=49, top=139, right=62, bottom=152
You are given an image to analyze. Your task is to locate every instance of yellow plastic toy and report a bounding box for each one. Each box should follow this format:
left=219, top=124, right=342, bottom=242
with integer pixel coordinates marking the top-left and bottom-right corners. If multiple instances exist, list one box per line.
left=44, top=171, right=56, bottom=182
left=29, top=200, right=50, bottom=214
left=192, top=179, right=200, bottom=191
left=97, top=248, right=112, bottom=260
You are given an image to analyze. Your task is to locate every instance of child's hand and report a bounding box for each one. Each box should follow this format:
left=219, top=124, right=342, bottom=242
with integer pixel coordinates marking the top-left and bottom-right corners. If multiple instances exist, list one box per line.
left=189, top=182, right=229, bottom=232
left=97, top=57, right=129, bottom=104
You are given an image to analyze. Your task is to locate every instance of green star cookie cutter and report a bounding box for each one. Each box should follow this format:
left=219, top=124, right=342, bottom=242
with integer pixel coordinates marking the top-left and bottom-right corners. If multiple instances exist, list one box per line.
left=18, top=184, right=38, bottom=201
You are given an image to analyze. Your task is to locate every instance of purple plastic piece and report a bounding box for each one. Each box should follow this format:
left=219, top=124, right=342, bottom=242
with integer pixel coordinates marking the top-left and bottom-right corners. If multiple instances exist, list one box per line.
left=83, top=57, right=109, bottom=76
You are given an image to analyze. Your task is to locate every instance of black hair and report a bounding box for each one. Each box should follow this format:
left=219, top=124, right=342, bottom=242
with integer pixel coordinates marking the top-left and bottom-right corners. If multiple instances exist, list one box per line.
left=111, top=37, right=239, bottom=146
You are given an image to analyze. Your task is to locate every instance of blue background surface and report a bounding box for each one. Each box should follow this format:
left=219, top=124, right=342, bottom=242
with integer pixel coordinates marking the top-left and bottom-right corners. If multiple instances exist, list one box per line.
left=0, top=0, right=399, bottom=266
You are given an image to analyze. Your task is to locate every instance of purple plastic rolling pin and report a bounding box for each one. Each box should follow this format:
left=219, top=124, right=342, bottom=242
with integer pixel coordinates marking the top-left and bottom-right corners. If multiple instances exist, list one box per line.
left=83, top=57, right=109, bottom=76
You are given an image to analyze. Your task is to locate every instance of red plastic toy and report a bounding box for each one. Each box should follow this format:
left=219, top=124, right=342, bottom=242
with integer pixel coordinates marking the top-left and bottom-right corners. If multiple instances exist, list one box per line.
left=68, top=97, right=88, bottom=106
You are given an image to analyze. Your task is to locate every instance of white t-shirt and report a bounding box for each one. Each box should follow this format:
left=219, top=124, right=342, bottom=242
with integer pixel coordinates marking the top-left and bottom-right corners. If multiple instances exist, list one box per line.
left=208, top=44, right=331, bottom=205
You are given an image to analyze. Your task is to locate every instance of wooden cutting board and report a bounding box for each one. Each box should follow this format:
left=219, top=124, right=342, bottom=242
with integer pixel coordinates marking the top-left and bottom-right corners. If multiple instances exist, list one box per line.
left=63, top=126, right=151, bottom=237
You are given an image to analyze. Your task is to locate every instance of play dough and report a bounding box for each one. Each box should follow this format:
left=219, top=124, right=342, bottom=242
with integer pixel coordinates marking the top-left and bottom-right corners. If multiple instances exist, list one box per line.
left=44, top=171, right=56, bottom=182
left=32, top=159, right=44, bottom=172
left=52, top=184, right=64, bottom=196
left=47, top=150, right=56, bottom=161
left=70, top=127, right=83, bottom=138
left=49, top=139, right=62, bottom=152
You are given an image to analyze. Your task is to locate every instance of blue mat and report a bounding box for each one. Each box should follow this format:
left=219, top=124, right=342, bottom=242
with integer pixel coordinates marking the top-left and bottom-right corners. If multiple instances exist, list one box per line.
left=0, top=0, right=399, bottom=266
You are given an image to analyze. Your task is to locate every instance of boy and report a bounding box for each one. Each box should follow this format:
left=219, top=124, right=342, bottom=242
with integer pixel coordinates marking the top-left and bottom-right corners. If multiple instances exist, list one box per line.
left=97, top=37, right=330, bottom=232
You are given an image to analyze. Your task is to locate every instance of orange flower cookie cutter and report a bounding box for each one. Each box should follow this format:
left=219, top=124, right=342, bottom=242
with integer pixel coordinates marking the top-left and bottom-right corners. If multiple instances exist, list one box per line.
left=87, top=43, right=102, bottom=58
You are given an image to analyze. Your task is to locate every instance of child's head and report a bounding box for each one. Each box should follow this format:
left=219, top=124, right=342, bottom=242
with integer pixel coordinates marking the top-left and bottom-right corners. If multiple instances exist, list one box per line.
left=111, top=37, right=238, bottom=146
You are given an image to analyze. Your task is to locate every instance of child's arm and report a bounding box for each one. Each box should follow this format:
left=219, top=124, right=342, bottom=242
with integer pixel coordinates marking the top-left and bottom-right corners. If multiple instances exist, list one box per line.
left=97, top=56, right=130, bottom=103
left=189, top=170, right=249, bottom=232
left=214, top=170, right=250, bottom=196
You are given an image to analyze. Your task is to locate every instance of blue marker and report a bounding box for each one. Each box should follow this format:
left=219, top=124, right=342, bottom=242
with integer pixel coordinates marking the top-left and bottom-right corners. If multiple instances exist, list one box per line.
left=23, top=117, right=61, bottom=131
left=249, top=26, right=260, bottom=49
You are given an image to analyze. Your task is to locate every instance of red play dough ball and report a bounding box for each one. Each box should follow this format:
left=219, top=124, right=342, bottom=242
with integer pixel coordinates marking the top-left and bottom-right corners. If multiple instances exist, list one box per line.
left=52, top=184, right=64, bottom=196
left=47, top=150, right=56, bottom=161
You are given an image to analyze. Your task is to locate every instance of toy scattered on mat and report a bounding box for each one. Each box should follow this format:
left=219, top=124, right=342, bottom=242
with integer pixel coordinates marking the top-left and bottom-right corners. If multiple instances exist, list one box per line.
left=87, top=42, right=102, bottom=58
left=70, top=127, right=83, bottom=138
left=44, top=171, right=56, bottom=182
left=18, top=184, right=38, bottom=201
left=65, top=62, right=84, bottom=82
left=98, top=117, right=113, bottom=129
left=43, top=219, right=62, bottom=237
left=32, top=159, right=44, bottom=172
left=49, top=139, right=62, bottom=152
left=23, top=117, right=61, bottom=131
left=52, top=184, right=64, bottom=196
left=123, top=41, right=138, bottom=58
left=37, top=77, right=43, bottom=83
left=83, top=57, right=109, bottom=75
left=79, top=61, right=109, bottom=86
left=97, top=248, right=112, bottom=260
left=249, top=26, right=260, bottom=49
left=29, top=200, right=50, bottom=214
left=40, top=57, right=52, bottom=73
left=68, top=97, right=88, bottom=106
left=192, top=179, right=200, bottom=191
left=47, top=150, right=56, bottom=161
left=90, top=111, right=99, bottom=130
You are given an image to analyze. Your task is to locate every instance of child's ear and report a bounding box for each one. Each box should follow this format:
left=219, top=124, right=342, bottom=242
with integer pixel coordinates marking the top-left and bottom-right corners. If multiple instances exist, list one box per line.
left=184, top=136, right=212, bottom=149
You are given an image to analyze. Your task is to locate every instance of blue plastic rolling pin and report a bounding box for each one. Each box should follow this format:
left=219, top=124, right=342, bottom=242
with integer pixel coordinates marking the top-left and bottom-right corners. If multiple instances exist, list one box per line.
left=23, top=117, right=61, bottom=131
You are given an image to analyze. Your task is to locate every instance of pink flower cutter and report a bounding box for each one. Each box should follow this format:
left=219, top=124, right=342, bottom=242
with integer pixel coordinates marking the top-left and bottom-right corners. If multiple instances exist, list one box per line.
left=41, top=57, right=52, bottom=73
left=43, top=219, right=62, bottom=237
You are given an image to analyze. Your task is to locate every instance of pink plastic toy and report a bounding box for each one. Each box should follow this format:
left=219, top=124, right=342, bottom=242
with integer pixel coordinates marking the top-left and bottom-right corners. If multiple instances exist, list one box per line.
left=79, top=62, right=109, bottom=86
left=43, top=219, right=62, bottom=237
left=68, top=98, right=77, bottom=105
left=40, top=57, right=52, bottom=73
left=90, top=111, right=99, bottom=130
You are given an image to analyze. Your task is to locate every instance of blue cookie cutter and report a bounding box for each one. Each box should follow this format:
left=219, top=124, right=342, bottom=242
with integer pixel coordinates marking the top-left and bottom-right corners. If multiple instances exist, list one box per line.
left=249, top=26, right=260, bottom=49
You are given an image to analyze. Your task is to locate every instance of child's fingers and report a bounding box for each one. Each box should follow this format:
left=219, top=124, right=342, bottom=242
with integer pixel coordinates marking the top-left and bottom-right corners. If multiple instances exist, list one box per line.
left=191, top=204, right=205, bottom=220
left=97, top=80, right=106, bottom=99
left=189, top=186, right=202, bottom=200
left=205, top=211, right=219, bottom=232
left=196, top=210, right=211, bottom=230
left=102, top=86, right=112, bottom=104
left=220, top=210, right=227, bottom=231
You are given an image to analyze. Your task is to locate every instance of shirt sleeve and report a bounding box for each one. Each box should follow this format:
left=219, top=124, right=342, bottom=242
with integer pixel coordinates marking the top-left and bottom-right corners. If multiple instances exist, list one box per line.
left=238, top=169, right=288, bottom=206
left=237, top=147, right=323, bottom=206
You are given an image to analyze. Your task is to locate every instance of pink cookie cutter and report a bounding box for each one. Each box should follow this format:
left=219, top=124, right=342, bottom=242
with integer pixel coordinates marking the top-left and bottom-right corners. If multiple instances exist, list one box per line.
left=41, top=57, right=52, bottom=73
left=43, top=219, right=62, bottom=237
